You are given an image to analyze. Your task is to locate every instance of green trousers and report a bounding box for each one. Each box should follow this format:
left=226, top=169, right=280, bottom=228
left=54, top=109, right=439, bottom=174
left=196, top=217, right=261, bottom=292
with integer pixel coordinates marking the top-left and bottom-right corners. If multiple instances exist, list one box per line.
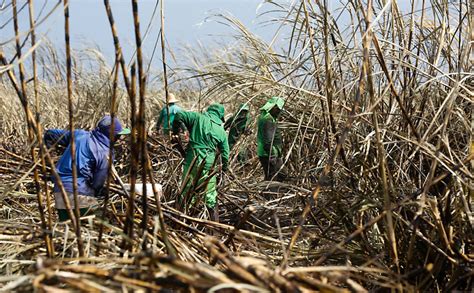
left=181, top=164, right=217, bottom=208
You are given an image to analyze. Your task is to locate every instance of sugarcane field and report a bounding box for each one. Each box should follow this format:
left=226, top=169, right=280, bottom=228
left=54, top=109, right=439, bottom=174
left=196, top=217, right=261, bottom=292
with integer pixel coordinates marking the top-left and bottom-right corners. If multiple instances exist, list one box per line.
left=0, top=0, right=473, bottom=291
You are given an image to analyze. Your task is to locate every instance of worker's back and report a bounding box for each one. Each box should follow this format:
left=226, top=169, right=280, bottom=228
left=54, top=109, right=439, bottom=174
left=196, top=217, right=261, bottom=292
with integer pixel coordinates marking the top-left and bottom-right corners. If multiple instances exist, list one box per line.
left=44, top=127, right=112, bottom=196
left=225, top=105, right=250, bottom=149
left=257, top=111, right=282, bottom=157
left=174, top=104, right=229, bottom=170
left=158, top=103, right=182, bottom=133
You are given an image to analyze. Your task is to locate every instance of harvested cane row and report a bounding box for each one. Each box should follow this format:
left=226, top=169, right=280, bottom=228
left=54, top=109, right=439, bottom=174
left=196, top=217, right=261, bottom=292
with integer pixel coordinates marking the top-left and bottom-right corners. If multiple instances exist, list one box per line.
left=0, top=132, right=472, bottom=291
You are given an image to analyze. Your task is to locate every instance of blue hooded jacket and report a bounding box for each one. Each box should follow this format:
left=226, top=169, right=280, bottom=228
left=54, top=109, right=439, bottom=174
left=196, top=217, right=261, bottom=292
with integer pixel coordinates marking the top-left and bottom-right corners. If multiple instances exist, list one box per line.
left=44, top=116, right=127, bottom=197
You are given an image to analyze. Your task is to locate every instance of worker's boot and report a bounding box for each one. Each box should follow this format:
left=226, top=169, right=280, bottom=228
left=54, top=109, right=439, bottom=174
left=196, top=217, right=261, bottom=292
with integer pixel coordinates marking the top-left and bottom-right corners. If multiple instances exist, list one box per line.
left=206, top=207, right=219, bottom=236
left=209, top=207, right=219, bottom=223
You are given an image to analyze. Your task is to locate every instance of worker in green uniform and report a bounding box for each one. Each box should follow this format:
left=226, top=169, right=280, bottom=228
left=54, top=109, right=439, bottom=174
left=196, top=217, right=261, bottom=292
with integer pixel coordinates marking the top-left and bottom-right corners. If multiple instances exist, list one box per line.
left=257, top=96, right=286, bottom=181
left=224, top=103, right=250, bottom=160
left=156, top=93, right=182, bottom=135
left=172, top=103, right=229, bottom=220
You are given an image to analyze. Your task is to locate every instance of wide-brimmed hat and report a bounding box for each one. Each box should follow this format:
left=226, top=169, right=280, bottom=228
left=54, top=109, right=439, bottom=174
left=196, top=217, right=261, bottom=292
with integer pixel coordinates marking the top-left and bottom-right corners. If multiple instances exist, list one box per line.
left=165, top=93, right=179, bottom=104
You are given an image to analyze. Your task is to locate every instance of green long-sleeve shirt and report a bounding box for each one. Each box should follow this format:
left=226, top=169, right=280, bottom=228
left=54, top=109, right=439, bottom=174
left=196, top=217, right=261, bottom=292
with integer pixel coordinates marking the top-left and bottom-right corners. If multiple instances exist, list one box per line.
left=156, top=103, right=182, bottom=134
left=224, top=103, right=250, bottom=149
left=257, top=97, right=284, bottom=158
left=257, top=112, right=282, bottom=158
left=173, top=104, right=229, bottom=171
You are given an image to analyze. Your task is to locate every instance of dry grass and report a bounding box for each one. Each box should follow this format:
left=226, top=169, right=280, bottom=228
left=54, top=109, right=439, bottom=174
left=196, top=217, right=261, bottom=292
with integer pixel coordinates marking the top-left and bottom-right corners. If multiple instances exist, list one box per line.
left=0, top=0, right=472, bottom=291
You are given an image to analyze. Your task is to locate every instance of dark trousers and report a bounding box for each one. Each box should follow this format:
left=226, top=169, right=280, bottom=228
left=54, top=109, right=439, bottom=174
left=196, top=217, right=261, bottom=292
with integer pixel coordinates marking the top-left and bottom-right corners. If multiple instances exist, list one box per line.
left=208, top=207, right=219, bottom=223
left=57, top=208, right=92, bottom=222
left=259, top=156, right=286, bottom=181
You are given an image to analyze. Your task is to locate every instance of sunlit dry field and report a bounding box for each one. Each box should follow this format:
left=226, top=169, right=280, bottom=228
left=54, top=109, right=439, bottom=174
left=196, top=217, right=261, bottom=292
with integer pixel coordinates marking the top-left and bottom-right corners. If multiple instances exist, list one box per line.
left=0, top=0, right=472, bottom=291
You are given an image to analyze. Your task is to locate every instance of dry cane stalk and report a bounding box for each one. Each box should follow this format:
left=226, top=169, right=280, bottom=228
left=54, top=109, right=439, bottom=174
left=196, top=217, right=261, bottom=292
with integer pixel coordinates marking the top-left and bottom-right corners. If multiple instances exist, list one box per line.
left=0, top=51, right=80, bottom=246
left=0, top=1, right=471, bottom=291
left=470, top=0, right=474, bottom=232
left=102, top=0, right=139, bottom=253
left=138, top=24, right=177, bottom=252
left=362, top=0, right=400, bottom=273
left=63, top=0, right=85, bottom=257
left=103, top=0, right=132, bottom=97
left=12, top=0, right=54, bottom=257
left=160, top=0, right=171, bottom=133
left=145, top=149, right=177, bottom=256
left=318, top=0, right=354, bottom=189
left=223, top=206, right=255, bottom=246
left=130, top=0, right=149, bottom=248
left=28, top=0, right=55, bottom=257
left=281, top=0, right=375, bottom=268
left=96, top=58, right=120, bottom=255
left=177, top=155, right=198, bottom=213
left=301, top=0, right=332, bottom=160
left=122, top=64, right=138, bottom=252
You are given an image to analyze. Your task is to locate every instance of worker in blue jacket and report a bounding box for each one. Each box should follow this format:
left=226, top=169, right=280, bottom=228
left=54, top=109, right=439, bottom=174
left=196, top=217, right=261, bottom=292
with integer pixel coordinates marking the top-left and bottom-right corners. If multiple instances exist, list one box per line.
left=44, top=115, right=130, bottom=221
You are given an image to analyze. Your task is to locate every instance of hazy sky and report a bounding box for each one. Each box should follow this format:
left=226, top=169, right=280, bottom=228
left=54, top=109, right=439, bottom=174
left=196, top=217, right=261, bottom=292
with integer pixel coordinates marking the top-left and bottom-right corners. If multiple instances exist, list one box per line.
left=0, top=0, right=431, bottom=69
left=1, top=0, right=282, bottom=66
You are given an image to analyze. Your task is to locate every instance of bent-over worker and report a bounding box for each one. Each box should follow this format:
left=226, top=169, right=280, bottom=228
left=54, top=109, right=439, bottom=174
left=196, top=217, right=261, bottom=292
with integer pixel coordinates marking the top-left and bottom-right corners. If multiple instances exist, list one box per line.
left=44, top=115, right=130, bottom=221
left=172, top=104, right=229, bottom=221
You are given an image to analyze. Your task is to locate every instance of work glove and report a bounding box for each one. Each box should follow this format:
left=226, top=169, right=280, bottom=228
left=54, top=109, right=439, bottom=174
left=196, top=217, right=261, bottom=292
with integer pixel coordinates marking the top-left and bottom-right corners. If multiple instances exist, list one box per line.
left=41, top=173, right=52, bottom=184
left=182, top=131, right=190, bottom=142
left=169, top=134, right=185, bottom=157
left=170, top=134, right=179, bottom=144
